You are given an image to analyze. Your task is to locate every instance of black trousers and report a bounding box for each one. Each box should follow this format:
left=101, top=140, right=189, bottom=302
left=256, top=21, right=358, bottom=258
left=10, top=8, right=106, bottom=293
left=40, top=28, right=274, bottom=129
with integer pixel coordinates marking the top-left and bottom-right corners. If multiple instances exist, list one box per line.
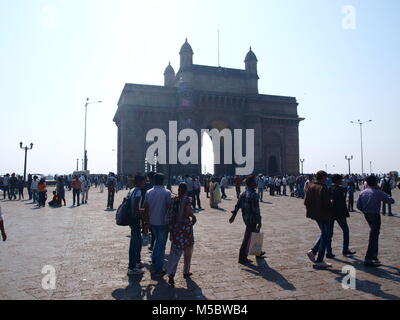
left=193, top=189, right=201, bottom=208
left=107, top=189, right=115, bottom=209
left=239, top=223, right=258, bottom=261
left=236, top=186, right=241, bottom=199
left=9, top=187, right=17, bottom=200
left=364, top=214, right=381, bottom=261
left=348, top=193, right=354, bottom=211
left=221, top=187, right=227, bottom=198
left=18, top=187, right=24, bottom=199
left=73, top=189, right=80, bottom=205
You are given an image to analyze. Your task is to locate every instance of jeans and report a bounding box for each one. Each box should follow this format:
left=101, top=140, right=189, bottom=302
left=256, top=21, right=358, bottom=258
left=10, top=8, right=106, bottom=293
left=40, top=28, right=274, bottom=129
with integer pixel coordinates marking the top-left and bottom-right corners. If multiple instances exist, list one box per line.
left=257, top=188, right=264, bottom=201
left=167, top=245, right=193, bottom=276
left=38, top=191, right=46, bottom=206
left=239, top=223, right=258, bottom=261
left=327, top=217, right=350, bottom=253
left=129, top=219, right=143, bottom=269
left=283, top=185, right=287, bottom=196
left=312, top=220, right=333, bottom=262
left=150, top=225, right=169, bottom=273
left=364, top=214, right=381, bottom=261
left=72, top=189, right=80, bottom=205
left=31, top=189, right=38, bottom=203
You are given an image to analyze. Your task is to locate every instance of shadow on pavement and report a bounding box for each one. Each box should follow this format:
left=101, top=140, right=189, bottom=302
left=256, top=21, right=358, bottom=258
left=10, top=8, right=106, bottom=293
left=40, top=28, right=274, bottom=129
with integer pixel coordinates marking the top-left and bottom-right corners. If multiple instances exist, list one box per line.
left=111, top=275, right=207, bottom=300
left=327, top=269, right=400, bottom=300
left=242, top=258, right=296, bottom=291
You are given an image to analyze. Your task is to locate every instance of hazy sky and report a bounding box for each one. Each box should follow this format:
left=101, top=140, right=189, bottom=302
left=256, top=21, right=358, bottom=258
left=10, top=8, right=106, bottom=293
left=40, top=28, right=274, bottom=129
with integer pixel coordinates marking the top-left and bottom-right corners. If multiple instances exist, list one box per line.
left=1, top=0, right=399, bottom=176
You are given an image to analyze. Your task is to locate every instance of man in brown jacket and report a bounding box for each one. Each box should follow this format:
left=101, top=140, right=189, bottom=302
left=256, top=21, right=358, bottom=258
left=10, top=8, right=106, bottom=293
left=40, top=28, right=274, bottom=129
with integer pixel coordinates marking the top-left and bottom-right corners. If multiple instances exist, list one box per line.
left=304, top=170, right=334, bottom=269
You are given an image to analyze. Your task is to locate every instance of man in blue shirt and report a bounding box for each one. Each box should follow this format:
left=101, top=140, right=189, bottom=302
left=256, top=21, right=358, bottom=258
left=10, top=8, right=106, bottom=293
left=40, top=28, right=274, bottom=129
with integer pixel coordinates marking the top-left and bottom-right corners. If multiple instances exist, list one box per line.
left=357, top=175, right=395, bottom=267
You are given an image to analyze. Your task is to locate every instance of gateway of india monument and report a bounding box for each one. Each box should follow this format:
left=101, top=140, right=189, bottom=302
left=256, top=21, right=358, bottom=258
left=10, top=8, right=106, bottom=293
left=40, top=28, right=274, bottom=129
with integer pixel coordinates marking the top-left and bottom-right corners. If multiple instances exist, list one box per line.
left=113, top=39, right=304, bottom=177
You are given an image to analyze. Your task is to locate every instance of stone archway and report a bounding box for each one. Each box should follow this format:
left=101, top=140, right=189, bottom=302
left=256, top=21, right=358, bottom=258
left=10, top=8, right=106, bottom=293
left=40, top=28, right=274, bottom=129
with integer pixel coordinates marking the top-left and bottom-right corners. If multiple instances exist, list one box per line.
left=268, top=155, right=279, bottom=176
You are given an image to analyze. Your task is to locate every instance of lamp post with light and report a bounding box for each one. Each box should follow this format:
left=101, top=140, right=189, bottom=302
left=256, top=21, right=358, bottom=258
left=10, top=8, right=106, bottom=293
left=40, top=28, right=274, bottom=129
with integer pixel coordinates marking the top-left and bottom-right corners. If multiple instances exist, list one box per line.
left=20, top=142, right=33, bottom=181
left=350, top=119, right=372, bottom=175
left=83, top=98, right=102, bottom=171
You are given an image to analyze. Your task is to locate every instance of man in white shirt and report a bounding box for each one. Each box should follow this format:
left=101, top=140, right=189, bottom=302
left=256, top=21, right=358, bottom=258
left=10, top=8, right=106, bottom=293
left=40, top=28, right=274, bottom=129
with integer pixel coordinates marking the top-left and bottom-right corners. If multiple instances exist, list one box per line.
left=30, top=175, right=39, bottom=204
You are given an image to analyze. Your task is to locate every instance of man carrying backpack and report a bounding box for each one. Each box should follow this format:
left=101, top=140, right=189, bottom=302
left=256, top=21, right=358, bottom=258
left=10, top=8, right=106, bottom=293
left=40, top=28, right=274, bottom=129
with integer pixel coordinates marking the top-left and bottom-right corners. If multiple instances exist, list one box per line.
left=127, top=174, right=146, bottom=276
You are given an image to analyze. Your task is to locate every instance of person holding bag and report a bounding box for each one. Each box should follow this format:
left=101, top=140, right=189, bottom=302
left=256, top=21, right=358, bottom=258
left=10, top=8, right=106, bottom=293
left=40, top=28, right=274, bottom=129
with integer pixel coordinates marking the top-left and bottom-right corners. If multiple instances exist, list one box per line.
left=230, top=175, right=265, bottom=264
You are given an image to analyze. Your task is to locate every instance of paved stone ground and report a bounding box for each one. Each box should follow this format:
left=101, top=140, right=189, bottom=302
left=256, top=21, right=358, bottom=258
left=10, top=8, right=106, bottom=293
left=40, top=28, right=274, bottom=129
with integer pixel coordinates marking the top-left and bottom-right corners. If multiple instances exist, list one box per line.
left=0, top=186, right=399, bottom=300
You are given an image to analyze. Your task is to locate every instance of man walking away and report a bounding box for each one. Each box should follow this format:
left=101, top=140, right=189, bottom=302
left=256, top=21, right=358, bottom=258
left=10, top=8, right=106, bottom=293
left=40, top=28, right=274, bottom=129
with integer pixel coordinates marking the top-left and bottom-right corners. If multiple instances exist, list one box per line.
left=144, top=174, right=172, bottom=277
left=327, top=174, right=356, bottom=258
left=256, top=174, right=265, bottom=202
left=347, top=179, right=356, bottom=212
left=304, top=171, right=333, bottom=269
left=230, top=175, right=265, bottom=264
left=106, top=172, right=117, bottom=210
left=357, top=175, right=395, bottom=267
left=192, top=176, right=202, bottom=210
left=220, top=176, right=228, bottom=199
left=127, top=175, right=146, bottom=276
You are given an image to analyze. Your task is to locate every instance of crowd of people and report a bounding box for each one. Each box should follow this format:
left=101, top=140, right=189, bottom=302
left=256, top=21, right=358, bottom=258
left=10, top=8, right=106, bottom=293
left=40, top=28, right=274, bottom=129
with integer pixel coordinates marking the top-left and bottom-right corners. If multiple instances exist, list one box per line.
left=0, top=169, right=398, bottom=282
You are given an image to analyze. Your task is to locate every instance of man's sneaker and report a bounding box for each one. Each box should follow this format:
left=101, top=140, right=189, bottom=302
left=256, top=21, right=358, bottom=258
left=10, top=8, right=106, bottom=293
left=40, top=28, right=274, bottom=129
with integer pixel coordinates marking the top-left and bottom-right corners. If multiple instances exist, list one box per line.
left=307, top=250, right=316, bottom=263
left=137, top=262, right=145, bottom=269
left=372, top=259, right=382, bottom=265
left=127, top=268, right=144, bottom=276
left=326, top=253, right=336, bottom=259
left=313, top=261, right=332, bottom=269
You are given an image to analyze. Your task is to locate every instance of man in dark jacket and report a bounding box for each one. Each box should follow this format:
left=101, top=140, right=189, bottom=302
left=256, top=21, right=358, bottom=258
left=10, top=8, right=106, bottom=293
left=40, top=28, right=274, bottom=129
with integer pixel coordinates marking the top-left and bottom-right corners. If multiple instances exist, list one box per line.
left=304, top=170, right=333, bottom=269
left=230, top=175, right=265, bottom=264
left=326, top=174, right=356, bottom=258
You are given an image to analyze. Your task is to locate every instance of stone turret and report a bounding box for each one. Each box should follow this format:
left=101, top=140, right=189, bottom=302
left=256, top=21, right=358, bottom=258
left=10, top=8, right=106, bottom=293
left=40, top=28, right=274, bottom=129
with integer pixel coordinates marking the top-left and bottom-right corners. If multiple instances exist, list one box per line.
left=245, top=47, right=259, bottom=94
left=164, top=62, right=175, bottom=87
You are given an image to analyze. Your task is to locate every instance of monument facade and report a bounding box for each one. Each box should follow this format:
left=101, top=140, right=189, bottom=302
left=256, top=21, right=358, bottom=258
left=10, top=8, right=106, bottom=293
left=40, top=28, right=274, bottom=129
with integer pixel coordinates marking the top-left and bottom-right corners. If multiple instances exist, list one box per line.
left=113, top=39, right=304, bottom=176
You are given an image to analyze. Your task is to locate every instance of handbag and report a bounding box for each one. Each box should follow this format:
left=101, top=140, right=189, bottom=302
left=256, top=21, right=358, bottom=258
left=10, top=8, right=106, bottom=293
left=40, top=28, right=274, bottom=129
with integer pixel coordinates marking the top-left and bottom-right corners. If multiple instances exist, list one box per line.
left=248, top=232, right=264, bottom=256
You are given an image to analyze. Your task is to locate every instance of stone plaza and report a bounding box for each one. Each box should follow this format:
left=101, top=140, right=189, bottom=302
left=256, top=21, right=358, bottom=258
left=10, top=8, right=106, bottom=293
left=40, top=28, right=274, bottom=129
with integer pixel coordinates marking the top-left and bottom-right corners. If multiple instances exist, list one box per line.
left=0, top=186, right=399, bottom=300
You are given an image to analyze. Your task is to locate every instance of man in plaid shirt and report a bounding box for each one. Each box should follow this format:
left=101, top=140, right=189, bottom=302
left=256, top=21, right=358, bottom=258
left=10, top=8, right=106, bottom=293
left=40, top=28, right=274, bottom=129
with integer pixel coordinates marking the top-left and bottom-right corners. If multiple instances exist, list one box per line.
left=230, top=175, right=265, bottom=264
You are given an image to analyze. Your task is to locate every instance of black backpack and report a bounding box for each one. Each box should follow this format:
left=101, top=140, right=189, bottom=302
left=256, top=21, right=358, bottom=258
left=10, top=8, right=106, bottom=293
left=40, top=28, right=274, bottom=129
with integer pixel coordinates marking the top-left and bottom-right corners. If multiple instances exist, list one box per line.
left=116, top=189, right=138, bottom=226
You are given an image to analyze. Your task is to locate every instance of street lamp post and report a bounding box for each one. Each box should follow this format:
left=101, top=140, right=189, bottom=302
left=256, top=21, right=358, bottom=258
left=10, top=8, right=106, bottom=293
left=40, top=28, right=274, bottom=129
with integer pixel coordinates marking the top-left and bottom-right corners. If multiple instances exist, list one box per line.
left=345, top=155, right=353, bottom=175
left=84, top=98, right=102, bottom=171
left=351, top=119, right=372, bottom=175
left=300, top=159, right=305, bottom=175
left=370, top=161, right=372, bottom=175
left=76, top=159, right=79, bottom=171
left=19, top=142, right=33, bottom=181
